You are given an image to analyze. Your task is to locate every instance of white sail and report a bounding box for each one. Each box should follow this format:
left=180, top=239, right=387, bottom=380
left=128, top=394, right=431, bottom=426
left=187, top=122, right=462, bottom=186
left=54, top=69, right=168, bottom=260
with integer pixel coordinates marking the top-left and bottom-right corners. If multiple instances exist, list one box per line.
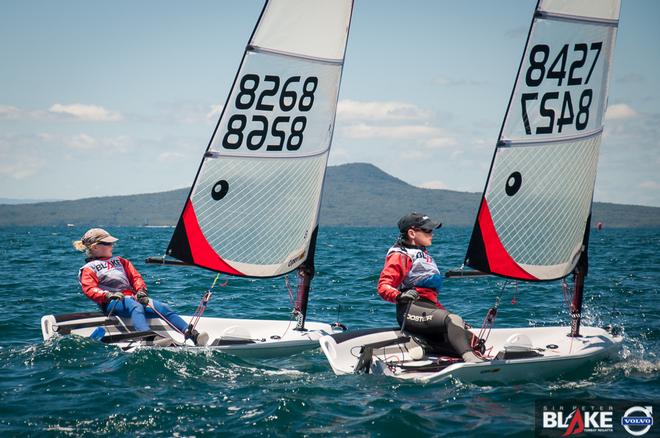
left=465, top=0, right=620, bottom=280
left=167, top=0, right=353, bottom=277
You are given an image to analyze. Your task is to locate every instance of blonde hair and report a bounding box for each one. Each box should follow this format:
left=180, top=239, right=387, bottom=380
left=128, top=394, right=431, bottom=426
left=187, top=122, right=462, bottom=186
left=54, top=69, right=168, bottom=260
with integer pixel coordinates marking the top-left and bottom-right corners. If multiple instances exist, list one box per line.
left=73, top=240, right=91, bottom=256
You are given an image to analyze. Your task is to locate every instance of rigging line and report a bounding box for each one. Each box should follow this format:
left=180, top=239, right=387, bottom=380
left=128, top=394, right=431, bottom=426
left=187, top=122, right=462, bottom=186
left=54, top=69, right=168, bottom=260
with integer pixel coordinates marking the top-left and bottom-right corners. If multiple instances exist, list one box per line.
left=284, top=274, right=295, bottom=308
left=474, top=296, right=500, bottom=357
left=562, top=278, right=573, bottom=312
left=210, top=272, right=226, bottom=290
left=279, top=309, right=297, bottom=339
left=280, top=273, right=300, bottom=339
left=189, top=273, right=224, bottom=333
left=107, top=300, right=130, bottom=333
left=146, top=301, right=186, bottom=337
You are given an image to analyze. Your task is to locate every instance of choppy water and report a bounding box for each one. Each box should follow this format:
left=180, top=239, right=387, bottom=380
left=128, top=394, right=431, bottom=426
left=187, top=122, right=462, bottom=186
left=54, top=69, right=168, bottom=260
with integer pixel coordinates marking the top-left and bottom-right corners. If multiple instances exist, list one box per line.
left=0, top=226, right=658, bottom=436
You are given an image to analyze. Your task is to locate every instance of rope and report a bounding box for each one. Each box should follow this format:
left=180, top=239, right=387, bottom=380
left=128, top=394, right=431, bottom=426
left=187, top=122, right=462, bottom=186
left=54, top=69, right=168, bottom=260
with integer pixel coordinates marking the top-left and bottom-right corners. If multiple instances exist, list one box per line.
left=107, top=299, right=130, bottom=332
left=146, top=301, right=187, bottom=336
left=471, top=296, right=500, bottom=359
left=186, top=273, right=226, bottom=334
left=562, top=278, right=573, bottom=312
left=284, top=274, right=295, bottom=308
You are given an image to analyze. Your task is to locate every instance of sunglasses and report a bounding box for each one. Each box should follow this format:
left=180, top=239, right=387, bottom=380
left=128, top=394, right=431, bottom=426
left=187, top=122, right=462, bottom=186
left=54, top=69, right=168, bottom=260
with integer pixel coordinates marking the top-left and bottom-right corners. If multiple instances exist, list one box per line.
left=412, top=228, right=433, bottom=234
left=95, top=241, right=114, bottom=246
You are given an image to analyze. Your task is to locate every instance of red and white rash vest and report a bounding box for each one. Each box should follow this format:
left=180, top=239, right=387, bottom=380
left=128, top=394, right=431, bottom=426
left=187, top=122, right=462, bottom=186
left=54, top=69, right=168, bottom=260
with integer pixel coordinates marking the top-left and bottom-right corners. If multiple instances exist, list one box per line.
left=377, top=243, right=445, bottom=309
left=78, top=256, right=146, bottom=305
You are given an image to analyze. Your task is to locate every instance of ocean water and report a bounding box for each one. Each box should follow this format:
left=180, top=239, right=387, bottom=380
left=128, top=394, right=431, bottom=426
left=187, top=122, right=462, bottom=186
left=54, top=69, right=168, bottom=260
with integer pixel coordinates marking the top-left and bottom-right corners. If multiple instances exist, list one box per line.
left=0, top=226, right=657, bottom=436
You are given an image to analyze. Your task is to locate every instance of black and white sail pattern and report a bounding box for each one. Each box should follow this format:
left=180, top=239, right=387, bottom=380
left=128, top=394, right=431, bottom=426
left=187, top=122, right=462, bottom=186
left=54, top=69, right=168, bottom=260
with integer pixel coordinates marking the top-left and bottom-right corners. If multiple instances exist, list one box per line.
left=465, top=0, right=620, bottom=280
left=168, top=0, right=353, bottom=277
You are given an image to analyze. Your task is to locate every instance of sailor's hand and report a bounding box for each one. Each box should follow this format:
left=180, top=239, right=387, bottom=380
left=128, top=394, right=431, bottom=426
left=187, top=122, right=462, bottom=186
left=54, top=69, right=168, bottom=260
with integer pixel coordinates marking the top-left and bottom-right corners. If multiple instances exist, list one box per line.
left=396, top=289, right=419, bottom=303
left=105, top=291, right=125, bottom=301
left=136, top=290, right=149, bottom=305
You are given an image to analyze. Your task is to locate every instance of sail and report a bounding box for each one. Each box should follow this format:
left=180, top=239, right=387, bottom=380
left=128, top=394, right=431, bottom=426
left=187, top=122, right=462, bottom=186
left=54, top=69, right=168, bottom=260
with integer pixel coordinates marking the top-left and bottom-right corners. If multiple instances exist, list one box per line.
left=167, top=0, right=353, bottom=277
left=465, top=0, right=620, bottom=281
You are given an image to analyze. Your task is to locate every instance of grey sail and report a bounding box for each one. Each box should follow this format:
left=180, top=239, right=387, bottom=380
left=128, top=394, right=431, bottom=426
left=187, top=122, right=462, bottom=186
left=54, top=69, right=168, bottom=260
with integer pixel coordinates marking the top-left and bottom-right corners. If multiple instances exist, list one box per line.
left=465, top=0, right=620, bottom=281
left=167, top=0, right=354, bottom=278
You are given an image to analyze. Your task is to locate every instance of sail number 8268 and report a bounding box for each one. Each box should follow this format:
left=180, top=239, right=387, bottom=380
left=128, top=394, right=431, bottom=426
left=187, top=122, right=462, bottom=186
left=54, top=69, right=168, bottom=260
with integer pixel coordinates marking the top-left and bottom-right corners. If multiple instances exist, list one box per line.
left=222, top=74, right=318, bottom=151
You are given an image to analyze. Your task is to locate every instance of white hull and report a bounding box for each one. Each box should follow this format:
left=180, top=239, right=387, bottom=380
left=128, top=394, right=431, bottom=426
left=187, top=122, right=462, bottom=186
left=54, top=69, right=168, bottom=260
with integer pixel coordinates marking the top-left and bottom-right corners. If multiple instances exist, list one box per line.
left=41, top=311, right=335, bottom=357
left=320, top=325, right=622, bottom=384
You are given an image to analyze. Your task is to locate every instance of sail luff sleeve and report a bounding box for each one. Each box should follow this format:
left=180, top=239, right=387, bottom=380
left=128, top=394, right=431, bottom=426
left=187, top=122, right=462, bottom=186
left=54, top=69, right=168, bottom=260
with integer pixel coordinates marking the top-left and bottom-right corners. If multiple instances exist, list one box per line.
left=465, top=0, right=620, bottom=281
left=167, top=0, right=354, bottom=278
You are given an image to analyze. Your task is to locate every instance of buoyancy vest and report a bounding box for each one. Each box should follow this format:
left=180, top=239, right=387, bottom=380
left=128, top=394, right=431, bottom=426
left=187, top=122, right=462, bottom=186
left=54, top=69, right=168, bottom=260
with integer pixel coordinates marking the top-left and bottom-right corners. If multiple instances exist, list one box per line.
left=386, top=243, right=441, bottom=291
left=78, top=256, right=132, bottom=293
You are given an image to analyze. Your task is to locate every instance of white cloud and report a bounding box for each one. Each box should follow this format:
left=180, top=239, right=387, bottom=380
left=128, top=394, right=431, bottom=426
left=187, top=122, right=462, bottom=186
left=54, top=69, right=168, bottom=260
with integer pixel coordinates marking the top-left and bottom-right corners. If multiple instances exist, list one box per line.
left=0, top=135, right=45, bottom=179
left=67, top=133, right=97, bottom=150
left=0, top=158, right=44, bottom=179
left=62, top=133, right=132, bottom=152
left=605, top=103, right=637, bottom=120
left=424, top=137, right=457, bottom=149
left=206, top=104, right=223, bottom=121
left=399, top=149, right=427, bottom=160
left=0, top=105, right=22, bottom=120
left=639, top=181, right=660, bottom=190
left=158, top=152, right=185, bottom=161
left=337, top=100, right=429, bottom=122
left=159, top=102, right=223, bottom=125
left=49, top=103, right=122, bottom=121
left=341, top=123, right=442, bottom=140
left=419, top=180, right=448, bottom=190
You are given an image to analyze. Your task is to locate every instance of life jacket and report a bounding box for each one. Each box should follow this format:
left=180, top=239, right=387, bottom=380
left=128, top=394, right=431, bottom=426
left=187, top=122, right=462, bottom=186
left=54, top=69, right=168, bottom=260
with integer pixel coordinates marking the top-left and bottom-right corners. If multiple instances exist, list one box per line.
left=78, top=256, right=132, bottom=293
left=387, top=243, right=441, bottom=292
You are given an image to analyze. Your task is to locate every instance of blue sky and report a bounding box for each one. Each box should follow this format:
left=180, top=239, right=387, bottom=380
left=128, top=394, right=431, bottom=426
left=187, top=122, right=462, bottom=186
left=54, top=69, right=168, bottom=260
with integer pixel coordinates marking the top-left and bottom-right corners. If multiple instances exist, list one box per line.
left=1, top=0, right=658, bottom=206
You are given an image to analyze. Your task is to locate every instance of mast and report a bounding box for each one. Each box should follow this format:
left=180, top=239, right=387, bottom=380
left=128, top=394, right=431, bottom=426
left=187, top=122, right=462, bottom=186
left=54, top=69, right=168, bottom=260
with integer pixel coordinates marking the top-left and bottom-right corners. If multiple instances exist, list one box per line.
left=293, top=227, right=318, bottom=330
left=570, top=212, right=591, bottom=337
left=292, top=1, right=354, bottom=330
left=570, top=262, right=585, bottom=337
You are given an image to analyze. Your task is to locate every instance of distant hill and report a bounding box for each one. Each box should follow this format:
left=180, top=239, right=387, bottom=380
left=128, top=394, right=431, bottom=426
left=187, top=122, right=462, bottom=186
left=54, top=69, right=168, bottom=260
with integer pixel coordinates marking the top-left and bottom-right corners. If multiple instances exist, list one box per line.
left=0, top=197, right=62, bottom=205
left=0, top=163, right=658, bottom=227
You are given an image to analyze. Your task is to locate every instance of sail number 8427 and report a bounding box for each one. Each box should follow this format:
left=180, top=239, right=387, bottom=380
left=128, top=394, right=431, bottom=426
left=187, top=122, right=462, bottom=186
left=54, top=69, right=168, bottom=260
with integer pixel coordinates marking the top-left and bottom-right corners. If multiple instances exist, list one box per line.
left=222, top=74, right=318, bottom=151
left=521, top=42, right=602, bottom=135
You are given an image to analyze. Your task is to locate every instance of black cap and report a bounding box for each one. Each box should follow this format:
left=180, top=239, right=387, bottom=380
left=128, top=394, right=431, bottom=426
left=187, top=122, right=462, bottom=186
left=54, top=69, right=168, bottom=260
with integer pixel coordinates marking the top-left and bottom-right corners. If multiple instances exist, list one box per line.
left=397, top=212, right=442, bottom=233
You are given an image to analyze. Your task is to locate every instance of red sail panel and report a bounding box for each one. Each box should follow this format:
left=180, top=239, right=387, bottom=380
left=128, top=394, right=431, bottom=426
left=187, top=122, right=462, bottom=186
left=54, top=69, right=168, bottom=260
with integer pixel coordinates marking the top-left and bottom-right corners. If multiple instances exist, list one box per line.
left=478, top=199, right=537, bottom=281
left=181, top=200, right=245, bottom=276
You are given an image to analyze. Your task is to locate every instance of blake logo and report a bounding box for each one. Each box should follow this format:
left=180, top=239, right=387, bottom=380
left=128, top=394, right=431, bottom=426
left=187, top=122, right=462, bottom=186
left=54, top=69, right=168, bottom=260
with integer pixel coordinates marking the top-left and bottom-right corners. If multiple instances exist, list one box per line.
left=541, top=404, right=614, bottom=436
left=621, top=406, right=653, bottom=436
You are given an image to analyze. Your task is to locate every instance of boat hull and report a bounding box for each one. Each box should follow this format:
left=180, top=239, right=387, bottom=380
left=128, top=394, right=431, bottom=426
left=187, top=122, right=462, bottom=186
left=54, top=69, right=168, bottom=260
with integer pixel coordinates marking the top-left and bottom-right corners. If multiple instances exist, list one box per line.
left=41, top=312, right=335, bottom=357
left=320, top=326, right=622, bottom=384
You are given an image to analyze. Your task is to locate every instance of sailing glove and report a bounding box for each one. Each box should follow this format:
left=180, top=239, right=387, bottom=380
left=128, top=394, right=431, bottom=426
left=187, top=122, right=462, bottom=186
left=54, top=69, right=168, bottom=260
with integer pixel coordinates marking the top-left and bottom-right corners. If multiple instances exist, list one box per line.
left=396, top=289, right=419, bottom=303
left=136, top=290, right=149, bottom=305
left=105, top=291, right=125, bottom=302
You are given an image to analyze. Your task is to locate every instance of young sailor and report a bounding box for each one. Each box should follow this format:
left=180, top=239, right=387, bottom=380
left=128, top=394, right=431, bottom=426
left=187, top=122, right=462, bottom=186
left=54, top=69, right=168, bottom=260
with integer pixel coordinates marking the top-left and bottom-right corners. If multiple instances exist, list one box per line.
left=74, top=228, right=208, bottom=346
left=377, top=213, right=482, bottom=362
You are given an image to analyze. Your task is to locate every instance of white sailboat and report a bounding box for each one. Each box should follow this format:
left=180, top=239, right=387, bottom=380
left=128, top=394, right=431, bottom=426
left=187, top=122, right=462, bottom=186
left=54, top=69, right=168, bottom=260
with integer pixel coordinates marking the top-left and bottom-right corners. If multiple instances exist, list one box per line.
left=41, top=0, right=355, bottom=355
left=320, top=0, right=623, bottom=383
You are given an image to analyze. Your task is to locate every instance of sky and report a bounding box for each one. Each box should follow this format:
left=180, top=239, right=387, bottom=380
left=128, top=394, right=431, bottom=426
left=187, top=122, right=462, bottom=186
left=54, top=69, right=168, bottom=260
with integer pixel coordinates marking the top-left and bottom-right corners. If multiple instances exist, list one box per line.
left=1, top=0, right=658, bottom=207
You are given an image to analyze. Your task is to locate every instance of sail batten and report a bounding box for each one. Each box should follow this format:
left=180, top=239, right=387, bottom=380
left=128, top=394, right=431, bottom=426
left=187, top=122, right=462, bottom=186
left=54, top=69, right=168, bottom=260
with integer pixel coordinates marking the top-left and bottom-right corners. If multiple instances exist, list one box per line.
left=501, top=126, right=603, bottom=146
left=465, top=0, right=620, bottom=281
left=248, top=45, right=346, bottom=65
left=536, top=11, right=619, bottom=26
left=167, top=0, right=353, bottom=277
